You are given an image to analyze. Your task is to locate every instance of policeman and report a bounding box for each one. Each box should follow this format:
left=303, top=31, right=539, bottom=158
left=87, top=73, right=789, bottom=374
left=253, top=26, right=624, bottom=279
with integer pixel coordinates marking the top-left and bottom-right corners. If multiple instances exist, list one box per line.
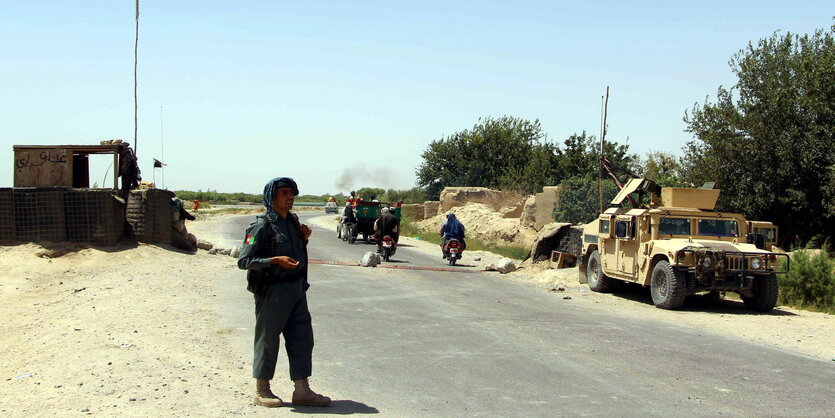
left=237, top=177, right=331, bottom=408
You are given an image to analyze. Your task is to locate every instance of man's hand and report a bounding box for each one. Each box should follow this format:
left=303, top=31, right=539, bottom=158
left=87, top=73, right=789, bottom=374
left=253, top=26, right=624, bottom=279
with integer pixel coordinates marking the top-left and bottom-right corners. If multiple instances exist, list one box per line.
left=270, top=256, right=299, bottom=269
left=299, top=224, right=312, bottom=240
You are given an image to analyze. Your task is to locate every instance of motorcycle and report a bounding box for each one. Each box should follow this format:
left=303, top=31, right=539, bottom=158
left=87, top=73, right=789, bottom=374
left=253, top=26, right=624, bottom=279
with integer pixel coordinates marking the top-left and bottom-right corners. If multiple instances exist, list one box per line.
left=443, top=238, right=463, bottom=265
left=380, top=235, right=397, bottom=261
left=342, top=222, right=357, bottom=244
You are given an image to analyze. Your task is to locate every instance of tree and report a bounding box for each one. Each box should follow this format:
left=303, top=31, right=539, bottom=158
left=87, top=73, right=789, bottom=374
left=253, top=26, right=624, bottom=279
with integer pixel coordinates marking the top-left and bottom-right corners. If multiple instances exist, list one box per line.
left=415, top=117, right=639, bottom=201
left=415, top=116, right=559, bottom=198
left=641, top=151, right=686, bottom=187
left=556, top=132, right=638, bottom=180
left=554, top=176, right=619, bottom=224
left=682, top=25, right=835, bottom=244
left=381, top=187, right=428, bottom=204
left=356, top=187, right=385, bottom=201
left=550, top=131, right=639, bottom=223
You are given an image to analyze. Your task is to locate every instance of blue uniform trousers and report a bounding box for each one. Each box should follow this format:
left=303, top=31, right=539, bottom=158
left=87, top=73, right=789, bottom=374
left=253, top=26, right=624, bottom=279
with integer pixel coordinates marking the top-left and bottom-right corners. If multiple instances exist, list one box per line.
left=252, top=278, right=314, bottom=381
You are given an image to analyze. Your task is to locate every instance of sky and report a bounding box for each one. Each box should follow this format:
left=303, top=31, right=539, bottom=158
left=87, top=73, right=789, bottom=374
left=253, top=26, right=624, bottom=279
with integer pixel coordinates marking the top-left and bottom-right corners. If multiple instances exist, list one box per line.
left=0, top=1, right=831, bottom=195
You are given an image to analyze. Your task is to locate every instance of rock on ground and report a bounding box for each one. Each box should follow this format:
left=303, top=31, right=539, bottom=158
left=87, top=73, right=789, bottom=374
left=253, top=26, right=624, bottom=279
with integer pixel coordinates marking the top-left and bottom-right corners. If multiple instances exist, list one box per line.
left=361, top=252, right=381, bottom=267
left=487, top=258, right=517, bottom=274
left=196, top=239, right=213, bottom=250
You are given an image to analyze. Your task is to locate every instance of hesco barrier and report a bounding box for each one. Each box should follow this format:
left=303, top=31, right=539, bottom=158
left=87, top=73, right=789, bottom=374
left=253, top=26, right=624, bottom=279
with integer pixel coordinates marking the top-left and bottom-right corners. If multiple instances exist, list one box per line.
left=0, top=187, right=172, bottom=247
left=64, top=190, right=125, bottom=246
left=0, top=188, right=15, bottom=245
left=127, top=189, right=173, bottom=245
left=13, top=187, right=68, bottom=243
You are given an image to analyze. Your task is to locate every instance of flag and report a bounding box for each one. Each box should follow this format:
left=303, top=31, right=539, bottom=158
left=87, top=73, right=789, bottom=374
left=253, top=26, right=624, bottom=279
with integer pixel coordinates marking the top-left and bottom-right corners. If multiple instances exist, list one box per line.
left=153, top=158, right=166, bottom=168
left=244, top=234, right=255, bottom=245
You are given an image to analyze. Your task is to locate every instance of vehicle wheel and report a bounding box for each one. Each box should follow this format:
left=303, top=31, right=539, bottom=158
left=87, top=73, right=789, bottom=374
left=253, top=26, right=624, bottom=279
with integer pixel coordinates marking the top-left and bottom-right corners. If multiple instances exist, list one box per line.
left=448, top=257, right=456, bottom=266
left=348, top=227, right=356, bottom=244
left=587, top=250, right=618, bottom=293
left=337, top=224, right=342, bottom=240
left=383, top=250, right=390, bottom=262
left=742, top=274, right=778, bottom=312
left=650, top=260, right=687, bottom=310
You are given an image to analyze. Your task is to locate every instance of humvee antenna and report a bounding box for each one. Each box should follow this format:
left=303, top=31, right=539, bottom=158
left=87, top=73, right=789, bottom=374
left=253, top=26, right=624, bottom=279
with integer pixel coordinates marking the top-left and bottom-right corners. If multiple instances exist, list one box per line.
left=599, top=86, right=610, bottom=214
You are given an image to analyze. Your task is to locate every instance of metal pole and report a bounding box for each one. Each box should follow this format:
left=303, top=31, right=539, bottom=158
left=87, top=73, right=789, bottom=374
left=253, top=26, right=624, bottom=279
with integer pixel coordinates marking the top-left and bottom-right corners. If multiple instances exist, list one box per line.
left=599, top=94, right=604, bottom=215
left=600, top=86, right=610, bottom=214
left=134, top=0, right=140, bottom=154
left=160, top=105, right=164, bottom=189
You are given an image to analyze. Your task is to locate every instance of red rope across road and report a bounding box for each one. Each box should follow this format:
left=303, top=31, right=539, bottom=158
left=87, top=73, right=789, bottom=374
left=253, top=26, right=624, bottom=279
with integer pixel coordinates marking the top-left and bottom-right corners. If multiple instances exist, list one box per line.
left=308, top=259, right=478, bottom=273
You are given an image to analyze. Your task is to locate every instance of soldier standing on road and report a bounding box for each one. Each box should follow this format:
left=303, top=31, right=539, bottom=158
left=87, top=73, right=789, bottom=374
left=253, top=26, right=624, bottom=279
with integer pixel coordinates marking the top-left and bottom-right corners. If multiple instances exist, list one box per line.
left=237, top=177, right=331, bottom=408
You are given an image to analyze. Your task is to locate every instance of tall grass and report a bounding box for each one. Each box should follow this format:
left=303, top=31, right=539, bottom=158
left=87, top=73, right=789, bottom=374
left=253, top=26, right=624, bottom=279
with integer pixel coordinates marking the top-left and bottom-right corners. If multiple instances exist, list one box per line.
left=778, top=244, right=835, bottom=314
left=400, top=218, right=528, bottom=260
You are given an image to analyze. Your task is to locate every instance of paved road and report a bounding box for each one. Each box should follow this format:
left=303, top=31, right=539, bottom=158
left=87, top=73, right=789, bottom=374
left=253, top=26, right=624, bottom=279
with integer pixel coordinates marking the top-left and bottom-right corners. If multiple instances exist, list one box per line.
left=214, top=212, right=834, bottom=416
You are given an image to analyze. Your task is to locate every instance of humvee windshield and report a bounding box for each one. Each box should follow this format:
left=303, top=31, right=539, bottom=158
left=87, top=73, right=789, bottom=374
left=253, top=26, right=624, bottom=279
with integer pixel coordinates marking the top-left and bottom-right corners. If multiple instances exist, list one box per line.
left=698, top=219, right=738, bottom=237
left=659, top=217, right=690, bottom=235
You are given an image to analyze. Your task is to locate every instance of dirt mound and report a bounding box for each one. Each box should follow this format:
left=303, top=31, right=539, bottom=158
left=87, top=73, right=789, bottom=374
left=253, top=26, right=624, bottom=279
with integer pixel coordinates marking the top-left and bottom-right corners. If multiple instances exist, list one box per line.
left=417, top=202, right=536, bottom=247
left=439, top=187, right=526, bottom=213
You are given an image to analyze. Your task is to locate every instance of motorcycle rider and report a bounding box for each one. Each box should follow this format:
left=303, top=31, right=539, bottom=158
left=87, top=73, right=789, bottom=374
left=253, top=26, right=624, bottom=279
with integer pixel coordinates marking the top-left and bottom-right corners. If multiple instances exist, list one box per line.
left=440, top=212, right=466, bottom=256
left=374, top=207, right=399, bottom=253
left=340, top=201, right=357, bottom=240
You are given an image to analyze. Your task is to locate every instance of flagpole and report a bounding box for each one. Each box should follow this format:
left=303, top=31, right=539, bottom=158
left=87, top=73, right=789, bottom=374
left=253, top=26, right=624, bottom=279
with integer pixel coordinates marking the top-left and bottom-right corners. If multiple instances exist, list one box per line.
left=160, top=105, right=165, bottom=189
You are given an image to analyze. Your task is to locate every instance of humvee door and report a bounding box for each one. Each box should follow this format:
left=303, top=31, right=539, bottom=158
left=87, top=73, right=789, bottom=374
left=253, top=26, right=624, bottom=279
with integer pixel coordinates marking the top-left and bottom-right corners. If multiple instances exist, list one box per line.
left=614, top=215, right=638, bottom=277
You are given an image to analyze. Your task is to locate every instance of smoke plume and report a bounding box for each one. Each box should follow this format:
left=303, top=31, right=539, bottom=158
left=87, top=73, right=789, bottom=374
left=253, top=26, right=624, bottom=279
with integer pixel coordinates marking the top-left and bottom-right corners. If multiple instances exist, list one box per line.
left=334, top=165, right=398, bottom=192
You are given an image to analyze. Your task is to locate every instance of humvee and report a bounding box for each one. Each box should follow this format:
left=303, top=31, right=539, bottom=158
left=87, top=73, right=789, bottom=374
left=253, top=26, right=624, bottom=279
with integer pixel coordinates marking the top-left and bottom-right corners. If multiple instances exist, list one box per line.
left=746, top=220, right=781, bottom=252
left=578, top=179, right=789, bottom=312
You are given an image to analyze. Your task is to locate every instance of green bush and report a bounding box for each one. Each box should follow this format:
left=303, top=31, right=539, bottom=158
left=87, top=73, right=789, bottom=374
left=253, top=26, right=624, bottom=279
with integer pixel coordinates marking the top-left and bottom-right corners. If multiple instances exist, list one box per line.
left=778, top=246, right=835, bottom=314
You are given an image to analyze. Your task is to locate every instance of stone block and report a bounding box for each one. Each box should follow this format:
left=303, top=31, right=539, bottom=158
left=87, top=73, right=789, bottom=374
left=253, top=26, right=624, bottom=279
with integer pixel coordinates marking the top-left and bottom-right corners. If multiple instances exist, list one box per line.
left=424, top=201, right=440, bottom=219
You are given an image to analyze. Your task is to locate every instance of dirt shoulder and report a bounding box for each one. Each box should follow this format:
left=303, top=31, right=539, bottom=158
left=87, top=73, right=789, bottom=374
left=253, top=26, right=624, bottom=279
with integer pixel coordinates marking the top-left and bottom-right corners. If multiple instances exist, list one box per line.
left=311, top=214, right=834, bottom=361
left=0, top=239, right=268, bottom=415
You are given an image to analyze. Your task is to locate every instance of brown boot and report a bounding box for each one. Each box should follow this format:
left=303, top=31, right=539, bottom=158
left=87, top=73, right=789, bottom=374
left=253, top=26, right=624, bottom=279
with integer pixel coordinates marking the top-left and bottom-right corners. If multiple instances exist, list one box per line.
left=292, top=378, right=331, bottom=407
left=254, top=379, right=283, bottom=407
